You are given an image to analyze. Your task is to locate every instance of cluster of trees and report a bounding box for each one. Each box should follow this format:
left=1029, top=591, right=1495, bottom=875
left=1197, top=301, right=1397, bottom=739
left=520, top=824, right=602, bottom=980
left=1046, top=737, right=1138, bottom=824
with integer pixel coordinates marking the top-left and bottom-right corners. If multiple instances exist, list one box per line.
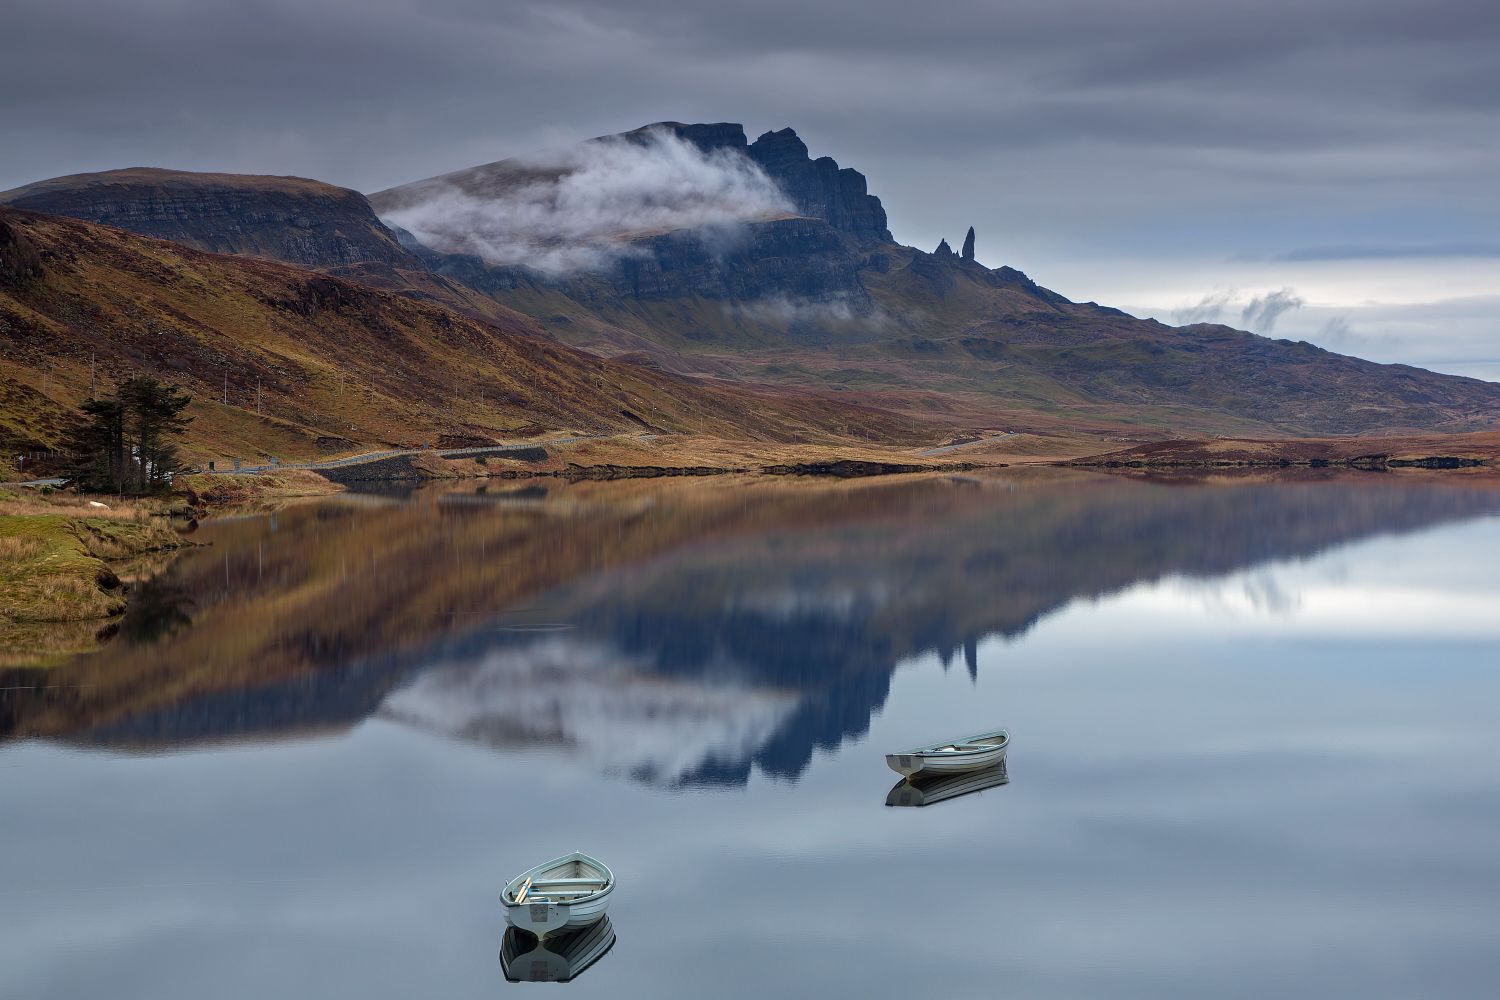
left=67, top=377, right=192, bottom=494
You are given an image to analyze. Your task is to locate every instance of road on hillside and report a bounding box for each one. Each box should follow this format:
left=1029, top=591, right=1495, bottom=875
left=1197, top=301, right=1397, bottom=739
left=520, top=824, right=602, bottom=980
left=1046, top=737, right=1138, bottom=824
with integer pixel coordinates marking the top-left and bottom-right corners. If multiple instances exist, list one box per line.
left=217, top=434, right=607, bottom=475
left=918, top=432, right=1016, bottom=457
left=3, top=435, right=619, bottom=487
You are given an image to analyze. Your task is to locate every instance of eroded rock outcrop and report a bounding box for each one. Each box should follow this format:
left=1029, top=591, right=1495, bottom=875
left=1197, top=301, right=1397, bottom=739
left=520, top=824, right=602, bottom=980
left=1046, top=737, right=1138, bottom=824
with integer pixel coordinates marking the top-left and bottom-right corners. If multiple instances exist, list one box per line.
left=748, top=128, right=893, bottom=246
left=417, top=215, right=871, bottom=315
left=612, top=217, right=870, bottom=306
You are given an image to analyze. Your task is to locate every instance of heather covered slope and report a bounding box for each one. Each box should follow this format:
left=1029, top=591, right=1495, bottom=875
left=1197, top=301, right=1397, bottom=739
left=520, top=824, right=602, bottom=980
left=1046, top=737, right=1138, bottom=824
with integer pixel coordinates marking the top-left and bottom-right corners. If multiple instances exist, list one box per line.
left=849, top=247, right=1500, bottom=436
left=0, top=209, right=916, bottom=462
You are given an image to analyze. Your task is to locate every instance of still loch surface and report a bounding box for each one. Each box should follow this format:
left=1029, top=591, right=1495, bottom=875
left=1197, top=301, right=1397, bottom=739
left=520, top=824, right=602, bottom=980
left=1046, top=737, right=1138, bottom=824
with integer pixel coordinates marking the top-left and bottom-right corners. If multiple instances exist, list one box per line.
left=3, top=470, right=1499, bottom=998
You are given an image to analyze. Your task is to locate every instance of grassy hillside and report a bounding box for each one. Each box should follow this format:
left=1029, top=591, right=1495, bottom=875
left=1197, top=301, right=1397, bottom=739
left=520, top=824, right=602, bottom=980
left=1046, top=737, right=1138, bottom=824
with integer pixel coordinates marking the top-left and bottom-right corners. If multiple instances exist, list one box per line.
left=0, top=208, right=920, bottom=466
left=398, top=238, right=1500, bottom=439
left=573, top=248, right=1500, bottom=438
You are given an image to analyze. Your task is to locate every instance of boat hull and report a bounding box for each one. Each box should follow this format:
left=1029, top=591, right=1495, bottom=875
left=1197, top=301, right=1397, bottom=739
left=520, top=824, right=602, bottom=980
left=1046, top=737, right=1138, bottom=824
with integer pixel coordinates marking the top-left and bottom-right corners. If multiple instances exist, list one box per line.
left=885, top=728, right=1009, bottom=777
left=503, top=890, right=612, bottom=935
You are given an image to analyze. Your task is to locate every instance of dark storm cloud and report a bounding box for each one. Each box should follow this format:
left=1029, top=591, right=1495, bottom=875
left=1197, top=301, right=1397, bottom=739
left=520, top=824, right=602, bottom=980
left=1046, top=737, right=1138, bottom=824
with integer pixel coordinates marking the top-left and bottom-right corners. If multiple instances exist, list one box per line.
left=4, top=0, right=1496, bottom=183
left=1, top=0, right=1497, bottom=357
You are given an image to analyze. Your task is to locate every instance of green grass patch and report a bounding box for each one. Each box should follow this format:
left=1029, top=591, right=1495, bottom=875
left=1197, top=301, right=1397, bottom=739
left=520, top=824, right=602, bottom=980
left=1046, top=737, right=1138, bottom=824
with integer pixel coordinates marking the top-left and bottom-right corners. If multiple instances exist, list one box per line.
left=0, top=513, right=184, bottom=664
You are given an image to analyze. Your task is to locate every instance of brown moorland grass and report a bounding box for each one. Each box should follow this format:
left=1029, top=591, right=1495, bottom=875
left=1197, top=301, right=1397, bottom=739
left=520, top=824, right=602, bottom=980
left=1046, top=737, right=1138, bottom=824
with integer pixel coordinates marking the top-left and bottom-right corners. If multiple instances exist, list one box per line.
left=1070, top=430, right=1500, bottom=468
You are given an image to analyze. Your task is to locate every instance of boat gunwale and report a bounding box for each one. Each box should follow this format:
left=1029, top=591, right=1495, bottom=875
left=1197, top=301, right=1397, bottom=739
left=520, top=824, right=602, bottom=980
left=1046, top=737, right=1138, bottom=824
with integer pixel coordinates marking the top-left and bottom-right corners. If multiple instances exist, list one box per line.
left=501, top=852, right=615, bottom=907
left=892, top=729, right=1009, bottom=758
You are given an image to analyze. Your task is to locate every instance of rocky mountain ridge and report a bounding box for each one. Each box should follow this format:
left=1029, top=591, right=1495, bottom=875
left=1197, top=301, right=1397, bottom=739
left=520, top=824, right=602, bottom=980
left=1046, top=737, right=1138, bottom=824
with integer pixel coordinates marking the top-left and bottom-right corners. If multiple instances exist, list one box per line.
left=6, top=122, right=1500, bottom=437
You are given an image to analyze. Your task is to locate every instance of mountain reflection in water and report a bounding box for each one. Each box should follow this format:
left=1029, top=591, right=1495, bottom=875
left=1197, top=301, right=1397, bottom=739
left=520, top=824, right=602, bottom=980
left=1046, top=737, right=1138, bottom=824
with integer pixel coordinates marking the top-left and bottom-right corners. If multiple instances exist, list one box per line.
left=6, top=470, right=1500, bottom=787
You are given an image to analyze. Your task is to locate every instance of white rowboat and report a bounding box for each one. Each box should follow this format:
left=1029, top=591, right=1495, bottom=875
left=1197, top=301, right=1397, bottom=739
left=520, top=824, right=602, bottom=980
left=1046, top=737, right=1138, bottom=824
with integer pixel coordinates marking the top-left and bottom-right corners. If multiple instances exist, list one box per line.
left=501, top=852, right=614, bottom=936
left=885, top=728, right=1008, bottom=777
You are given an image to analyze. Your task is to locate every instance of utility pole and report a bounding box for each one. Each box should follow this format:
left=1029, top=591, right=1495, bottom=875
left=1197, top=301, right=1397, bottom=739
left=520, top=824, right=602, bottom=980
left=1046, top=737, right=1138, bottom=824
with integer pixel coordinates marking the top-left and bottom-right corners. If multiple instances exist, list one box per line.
left=223, top=370, right=228, bottom=407
left=256, top=376, right=262, bottom=415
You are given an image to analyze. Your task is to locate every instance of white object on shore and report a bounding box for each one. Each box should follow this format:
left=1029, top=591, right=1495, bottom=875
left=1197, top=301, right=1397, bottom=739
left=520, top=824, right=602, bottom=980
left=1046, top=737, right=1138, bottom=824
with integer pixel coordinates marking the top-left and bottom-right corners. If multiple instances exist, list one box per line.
left=885, top=728, right=1008, bottom=777
left=501, top=852, right=614, bottom=936
left=88, top=501, right=109, bottom=508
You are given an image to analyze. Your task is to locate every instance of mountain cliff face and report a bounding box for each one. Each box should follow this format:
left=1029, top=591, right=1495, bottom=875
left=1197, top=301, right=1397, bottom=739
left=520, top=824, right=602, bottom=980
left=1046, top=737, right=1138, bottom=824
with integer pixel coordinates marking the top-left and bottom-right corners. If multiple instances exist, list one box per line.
left=615, top=217, right=870, bottom=305
left=410, top=215, right=869, bottom=321
left=640, top=122, right=893, bottom=244
left=367, top=122, right=886, bottom=315
left=0, top=168, right=417, bottom=268
left=370, top=121, right=890, bottom=250
left=746, top=127, right=892, bottom=245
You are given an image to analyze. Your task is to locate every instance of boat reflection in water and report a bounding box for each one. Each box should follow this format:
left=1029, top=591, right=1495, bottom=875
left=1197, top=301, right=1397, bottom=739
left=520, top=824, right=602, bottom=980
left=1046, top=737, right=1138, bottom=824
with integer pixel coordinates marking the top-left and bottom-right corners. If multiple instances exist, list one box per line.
left=886, top=761, right=1009, bottom=807
left=500, top=916, right=617, bottom=983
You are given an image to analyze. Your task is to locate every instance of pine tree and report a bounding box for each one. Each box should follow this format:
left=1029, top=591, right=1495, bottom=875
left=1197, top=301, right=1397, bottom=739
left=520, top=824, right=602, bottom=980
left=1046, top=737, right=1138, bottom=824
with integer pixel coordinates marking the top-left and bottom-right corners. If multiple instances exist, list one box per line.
left=67, top=377, right=192, bottom=494
left=119, top=377, right=192, bottom=493
left=66, top=396, right=126, bottom=492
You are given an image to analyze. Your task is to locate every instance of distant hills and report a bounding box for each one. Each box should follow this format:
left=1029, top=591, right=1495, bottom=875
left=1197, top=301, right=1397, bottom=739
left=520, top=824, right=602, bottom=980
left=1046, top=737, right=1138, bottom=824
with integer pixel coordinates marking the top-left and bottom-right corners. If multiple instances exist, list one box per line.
left=4, top=121, right=1500, bottom=452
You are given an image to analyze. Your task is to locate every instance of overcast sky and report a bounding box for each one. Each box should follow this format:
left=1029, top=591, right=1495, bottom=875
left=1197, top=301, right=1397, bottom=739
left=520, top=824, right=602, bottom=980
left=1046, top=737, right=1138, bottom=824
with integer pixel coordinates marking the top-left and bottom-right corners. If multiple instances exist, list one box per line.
left=3, top=0, right=1497, bottom=377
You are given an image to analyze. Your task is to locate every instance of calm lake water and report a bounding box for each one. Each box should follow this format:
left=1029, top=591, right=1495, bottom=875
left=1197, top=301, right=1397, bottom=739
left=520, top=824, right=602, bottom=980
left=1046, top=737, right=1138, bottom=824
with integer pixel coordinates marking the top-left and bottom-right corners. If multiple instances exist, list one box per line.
left=4, top=469, right=1500, bottom=998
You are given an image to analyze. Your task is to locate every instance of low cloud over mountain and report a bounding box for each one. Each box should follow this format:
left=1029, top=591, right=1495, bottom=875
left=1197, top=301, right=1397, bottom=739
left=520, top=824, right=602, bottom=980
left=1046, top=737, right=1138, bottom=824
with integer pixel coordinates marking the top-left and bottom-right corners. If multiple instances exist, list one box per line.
left=375, top=127, right=794, bottom=273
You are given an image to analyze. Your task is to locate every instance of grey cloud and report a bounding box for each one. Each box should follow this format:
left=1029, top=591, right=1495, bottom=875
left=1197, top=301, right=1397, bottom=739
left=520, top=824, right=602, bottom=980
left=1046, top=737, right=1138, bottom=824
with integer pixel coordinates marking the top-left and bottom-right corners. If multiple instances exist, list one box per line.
left=1273, top=242, right=1500, bottom=261
left=1172, top=289, right=1238, bottom=326
left=4, top=1, right=1498, bottom=181
left=726, top=294, right=893, bottom=332
left=1240, top=289, right=1305, bottom=334
left=1129, top=291, right=1498, bottom=382
left=1318, top=316, right=1355, bottom=345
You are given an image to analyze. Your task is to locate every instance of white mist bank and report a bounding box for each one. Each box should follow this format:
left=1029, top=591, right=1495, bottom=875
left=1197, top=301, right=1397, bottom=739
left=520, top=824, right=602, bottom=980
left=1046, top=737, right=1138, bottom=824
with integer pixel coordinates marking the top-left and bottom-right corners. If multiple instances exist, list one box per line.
left=379, top=127, right=793, bottom=274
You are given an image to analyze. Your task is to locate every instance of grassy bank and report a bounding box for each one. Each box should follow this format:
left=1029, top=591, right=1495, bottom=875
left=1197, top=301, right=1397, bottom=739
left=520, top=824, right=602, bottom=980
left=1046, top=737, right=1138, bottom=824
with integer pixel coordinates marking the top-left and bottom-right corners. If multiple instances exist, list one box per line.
left=175, top=468, right=343, bottom=509
left=0, top=472, right=343, bottom=667
left=0, top=495, right=186, bottom=666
